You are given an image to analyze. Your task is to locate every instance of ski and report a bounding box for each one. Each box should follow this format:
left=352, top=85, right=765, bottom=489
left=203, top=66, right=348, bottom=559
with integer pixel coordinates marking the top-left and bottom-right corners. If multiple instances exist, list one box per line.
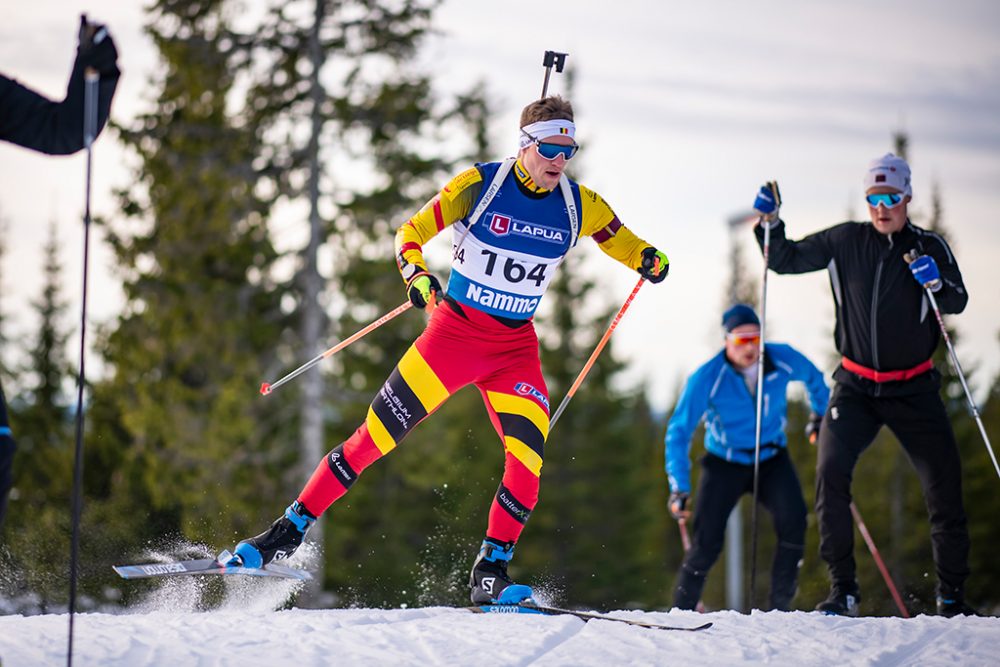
left=113, top=552, right=312, bottom=581
left=469, top=601, right=712, bottom=631
left=467, top=603, right=547, bottom=616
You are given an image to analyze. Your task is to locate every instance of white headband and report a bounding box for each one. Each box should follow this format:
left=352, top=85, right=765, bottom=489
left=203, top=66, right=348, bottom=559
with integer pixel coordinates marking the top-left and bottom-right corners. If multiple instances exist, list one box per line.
left=518, top=119, right=576, bottom=149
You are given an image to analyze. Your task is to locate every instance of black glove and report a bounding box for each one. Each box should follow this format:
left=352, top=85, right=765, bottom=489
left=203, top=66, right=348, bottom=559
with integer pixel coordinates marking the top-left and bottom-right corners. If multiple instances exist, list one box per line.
left=406, top=272, right=443, bottom=310
left=639, top=247, right=669, bottom=283
left=669, top=491, right=690, bottom=521
left=805, top=413, right=823, bottom=445
left=78, top=16, right=119, bottom=77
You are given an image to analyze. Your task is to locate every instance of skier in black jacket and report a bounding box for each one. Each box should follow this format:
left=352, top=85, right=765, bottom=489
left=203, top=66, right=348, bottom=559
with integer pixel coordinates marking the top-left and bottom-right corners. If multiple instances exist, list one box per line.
left=751, top=153, right=977, bottom=617
left=0, top=17, right=119, bottom=534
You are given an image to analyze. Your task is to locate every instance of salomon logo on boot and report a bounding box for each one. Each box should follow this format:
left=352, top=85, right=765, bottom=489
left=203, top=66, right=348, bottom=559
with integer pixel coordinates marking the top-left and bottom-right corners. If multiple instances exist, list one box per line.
left=815, top=582, right=861, bottom=616
left=230, top=501, right=316, bottom=569
left=469, top=538, right=533, bottom=605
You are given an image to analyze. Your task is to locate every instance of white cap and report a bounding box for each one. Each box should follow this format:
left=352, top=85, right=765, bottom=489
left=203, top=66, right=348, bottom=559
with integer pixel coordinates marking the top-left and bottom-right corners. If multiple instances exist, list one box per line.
left=864, top=153, right=911, bottom=196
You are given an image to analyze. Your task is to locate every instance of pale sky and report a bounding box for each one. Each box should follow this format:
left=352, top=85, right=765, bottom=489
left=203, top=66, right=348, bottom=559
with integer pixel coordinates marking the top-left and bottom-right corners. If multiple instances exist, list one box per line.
left=2, top=0, right=999, bottom=414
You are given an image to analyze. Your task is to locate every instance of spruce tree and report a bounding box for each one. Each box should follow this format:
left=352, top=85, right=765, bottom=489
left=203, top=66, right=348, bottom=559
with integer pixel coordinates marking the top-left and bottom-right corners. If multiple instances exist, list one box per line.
left=94, top=0, right=291, bottom=556
left=2, top=221, right=76, bottom=603
left=968, top=340, right=1000, bottom=612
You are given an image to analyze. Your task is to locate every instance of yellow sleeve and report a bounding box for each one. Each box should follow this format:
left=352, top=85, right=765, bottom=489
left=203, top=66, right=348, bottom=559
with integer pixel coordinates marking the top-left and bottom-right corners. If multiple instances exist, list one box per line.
left=394, top=167, right=482, bottom=284
left=578, top=184, right=651, bottom=270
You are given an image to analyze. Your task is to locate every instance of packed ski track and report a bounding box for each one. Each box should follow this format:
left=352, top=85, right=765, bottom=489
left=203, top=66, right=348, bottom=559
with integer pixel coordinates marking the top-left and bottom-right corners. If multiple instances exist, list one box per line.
left=1, top=572, right=998, bottom=666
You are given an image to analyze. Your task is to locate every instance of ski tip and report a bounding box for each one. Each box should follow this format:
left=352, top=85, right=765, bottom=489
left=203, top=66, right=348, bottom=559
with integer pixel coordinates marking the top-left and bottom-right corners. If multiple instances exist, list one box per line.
left=260, top=382, right=271, bottom=396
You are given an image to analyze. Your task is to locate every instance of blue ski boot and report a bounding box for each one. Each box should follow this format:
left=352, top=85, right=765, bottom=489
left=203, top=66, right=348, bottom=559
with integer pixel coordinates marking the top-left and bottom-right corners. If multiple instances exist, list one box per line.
left=228, top=501, right=316, bottom=569
left=469, top=538, right=533, bottom=605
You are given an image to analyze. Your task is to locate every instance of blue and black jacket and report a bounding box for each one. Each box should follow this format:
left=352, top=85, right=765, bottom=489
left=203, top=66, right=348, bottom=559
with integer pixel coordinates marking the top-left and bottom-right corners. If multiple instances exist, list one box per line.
left=665, top=343, right=829, bottom=493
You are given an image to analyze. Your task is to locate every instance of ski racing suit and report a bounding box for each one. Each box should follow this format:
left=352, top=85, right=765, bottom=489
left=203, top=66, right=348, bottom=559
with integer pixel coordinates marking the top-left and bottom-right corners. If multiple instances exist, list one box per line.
left=756, top=218, right=972, bottom=601
left=297, top=158, right=656, bottom=545
left=665, top=344, right=829, bottom=610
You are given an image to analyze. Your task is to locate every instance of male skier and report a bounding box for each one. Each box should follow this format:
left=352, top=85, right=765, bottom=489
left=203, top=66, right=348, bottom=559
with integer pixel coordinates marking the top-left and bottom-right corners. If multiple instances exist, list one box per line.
left=752, top=153, right=978, bottom=617
left=228, top=95, right=670, bottom=605
left=666, top=304, right=828, bottom=611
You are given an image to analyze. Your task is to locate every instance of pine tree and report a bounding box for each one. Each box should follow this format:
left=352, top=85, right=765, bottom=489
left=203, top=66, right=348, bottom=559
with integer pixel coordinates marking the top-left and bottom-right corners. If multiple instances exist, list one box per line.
left=2, top=221, right=76, bottom=603
left=93, top=0, right=291, bottom=558
left=968, top=338, right=1000, bottom=612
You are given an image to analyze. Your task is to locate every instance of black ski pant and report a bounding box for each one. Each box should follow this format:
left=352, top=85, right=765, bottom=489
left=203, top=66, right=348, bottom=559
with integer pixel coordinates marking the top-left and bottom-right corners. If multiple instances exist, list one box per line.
left=816, top=383, right=970, bottom=596
left=673, top=449, right=806, bottom=611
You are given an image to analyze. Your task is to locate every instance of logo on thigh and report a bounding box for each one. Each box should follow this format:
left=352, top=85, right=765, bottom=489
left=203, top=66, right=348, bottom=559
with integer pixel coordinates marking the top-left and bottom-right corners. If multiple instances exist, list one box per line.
left=514, top=382, right=549, bottom=409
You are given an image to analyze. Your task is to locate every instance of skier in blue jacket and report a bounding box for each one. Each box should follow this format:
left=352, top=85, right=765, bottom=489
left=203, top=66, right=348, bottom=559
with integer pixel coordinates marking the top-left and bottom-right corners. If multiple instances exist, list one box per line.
left=666, top=304, right=829, bottom=610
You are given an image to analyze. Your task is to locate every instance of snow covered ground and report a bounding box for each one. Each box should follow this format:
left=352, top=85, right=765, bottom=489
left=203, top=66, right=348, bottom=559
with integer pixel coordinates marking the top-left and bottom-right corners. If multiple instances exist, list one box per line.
left=1, top=576, right=998, bottom=667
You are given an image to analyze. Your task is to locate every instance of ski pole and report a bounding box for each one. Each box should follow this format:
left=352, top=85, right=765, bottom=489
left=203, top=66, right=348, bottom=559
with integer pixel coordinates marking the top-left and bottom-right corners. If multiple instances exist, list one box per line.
left=260, top=300, right=413, bottom=396
left=540, top=50, right=568, bottom=99
left=850, top=501, right=910, bottom=618
left=548, top=275, right=646, bottom=430
left=904, top=252, right=1000, bottom=481
left=678, top=517, right=692, bottom=551
left=68, top=16, right=103, bottom=665
left=748, top=180, right=780, bottom=610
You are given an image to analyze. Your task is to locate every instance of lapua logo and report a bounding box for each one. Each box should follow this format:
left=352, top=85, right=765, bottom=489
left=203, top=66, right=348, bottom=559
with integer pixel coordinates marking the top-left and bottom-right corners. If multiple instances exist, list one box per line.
left=489, top=213, right=511, bottom=235
left=489, top=213, right=565, bottom=244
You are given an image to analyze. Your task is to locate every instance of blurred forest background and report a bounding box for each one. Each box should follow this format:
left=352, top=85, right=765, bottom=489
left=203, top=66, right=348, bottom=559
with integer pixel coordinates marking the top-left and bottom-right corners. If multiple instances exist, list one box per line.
left=1, top=0, right=997, bottom=617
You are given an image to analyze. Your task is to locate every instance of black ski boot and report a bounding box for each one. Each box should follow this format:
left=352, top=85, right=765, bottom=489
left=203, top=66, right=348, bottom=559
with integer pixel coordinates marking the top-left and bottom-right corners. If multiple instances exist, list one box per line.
left=769, top=542, right=804, bottom=611
left=937, top=583, right=982, bottom=617
left=673, top=564, right=708, bottom=611
left=469, top=538, right=533, bottom=605
left=815, top=581, right=861, bottom=616
left=229, top=501, right=316, bottom=569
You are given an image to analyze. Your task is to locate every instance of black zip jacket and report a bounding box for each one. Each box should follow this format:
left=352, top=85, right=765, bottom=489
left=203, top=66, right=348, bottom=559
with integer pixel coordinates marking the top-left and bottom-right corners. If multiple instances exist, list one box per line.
left=0, top=42, right=119, bottom=155
left=755, top=219, right=967, bottom=397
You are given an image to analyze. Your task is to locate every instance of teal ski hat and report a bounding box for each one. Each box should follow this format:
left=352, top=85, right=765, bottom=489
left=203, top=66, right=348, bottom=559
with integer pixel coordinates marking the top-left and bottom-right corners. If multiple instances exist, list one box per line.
left=722, top=304, right=759, bottom=332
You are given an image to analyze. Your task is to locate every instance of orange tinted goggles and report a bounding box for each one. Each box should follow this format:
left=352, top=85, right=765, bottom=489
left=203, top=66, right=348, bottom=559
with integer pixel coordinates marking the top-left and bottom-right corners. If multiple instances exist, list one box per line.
left=727, top=332, right=761, bottom=346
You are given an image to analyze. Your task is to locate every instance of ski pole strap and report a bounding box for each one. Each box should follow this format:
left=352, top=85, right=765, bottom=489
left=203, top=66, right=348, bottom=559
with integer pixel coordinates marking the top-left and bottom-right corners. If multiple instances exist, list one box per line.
left=841, top=356, right=933, bottom=383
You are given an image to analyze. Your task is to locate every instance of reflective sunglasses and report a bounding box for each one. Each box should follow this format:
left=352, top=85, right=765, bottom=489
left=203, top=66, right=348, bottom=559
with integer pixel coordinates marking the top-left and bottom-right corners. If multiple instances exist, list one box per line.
left=865, top=192, right=905, bottom=208
left=726, top=332, right=761, bottom=346
left=521, top=129, right=579, bottom=161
